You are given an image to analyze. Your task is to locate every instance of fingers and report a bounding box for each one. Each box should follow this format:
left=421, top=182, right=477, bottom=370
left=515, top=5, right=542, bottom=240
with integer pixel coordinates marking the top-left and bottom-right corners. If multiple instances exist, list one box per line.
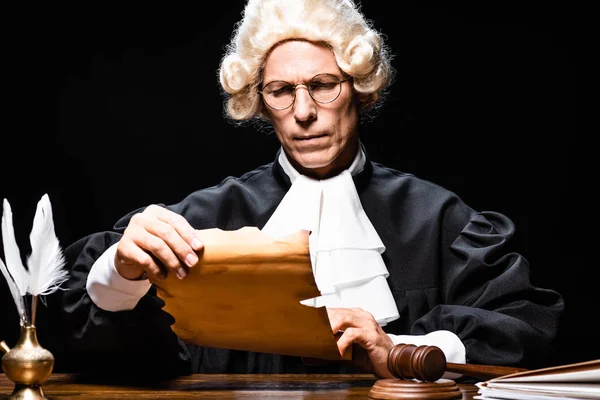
left=328, top=307, right=379, bottom=352
left=326, top=307, right=394, bottom=377
left=116, top=239, right=164, bottom=280
left=328, top=307, right=375, bottom=334
left=115, top=205, right=204, bottom=281
left=146, top=205, right=204, bottom=252
left=335, top=326, right=361, bottom=357
left=331, top=312, right=374, bottom=351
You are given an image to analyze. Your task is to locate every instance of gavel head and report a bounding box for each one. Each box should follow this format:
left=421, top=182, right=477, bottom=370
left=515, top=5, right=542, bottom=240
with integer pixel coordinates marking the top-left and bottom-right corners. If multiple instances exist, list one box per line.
left=387, top=343, right=447, bottom=382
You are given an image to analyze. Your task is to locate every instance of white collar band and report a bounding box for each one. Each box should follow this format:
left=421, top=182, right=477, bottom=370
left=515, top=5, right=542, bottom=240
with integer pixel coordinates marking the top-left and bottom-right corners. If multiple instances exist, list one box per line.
left=263, top=147, right=399, bottom=326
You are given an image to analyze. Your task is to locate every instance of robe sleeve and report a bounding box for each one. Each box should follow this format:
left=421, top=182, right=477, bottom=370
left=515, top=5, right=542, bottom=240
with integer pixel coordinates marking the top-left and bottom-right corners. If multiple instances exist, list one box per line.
left=57, top=173, right=279, bottom=377
left=411, top=210, right=564, bottom=369
left=60, top=221, right=192, bottom=378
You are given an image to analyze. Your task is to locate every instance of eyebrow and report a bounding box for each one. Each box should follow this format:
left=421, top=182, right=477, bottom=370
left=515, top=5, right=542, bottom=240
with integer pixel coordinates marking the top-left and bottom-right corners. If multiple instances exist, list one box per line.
left=263, top=72, right=345, bottom=85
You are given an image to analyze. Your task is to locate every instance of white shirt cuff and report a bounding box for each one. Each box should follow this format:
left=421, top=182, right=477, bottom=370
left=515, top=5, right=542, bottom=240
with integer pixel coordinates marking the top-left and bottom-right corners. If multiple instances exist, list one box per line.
left=86, top=242, right=152, bottom=312
left=387, top=330, right=466, bottom=380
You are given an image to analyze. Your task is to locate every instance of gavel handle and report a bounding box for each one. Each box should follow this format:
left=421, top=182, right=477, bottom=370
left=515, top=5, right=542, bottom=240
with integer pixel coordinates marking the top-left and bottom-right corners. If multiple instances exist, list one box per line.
left=446, top=362, right=527, bottom=380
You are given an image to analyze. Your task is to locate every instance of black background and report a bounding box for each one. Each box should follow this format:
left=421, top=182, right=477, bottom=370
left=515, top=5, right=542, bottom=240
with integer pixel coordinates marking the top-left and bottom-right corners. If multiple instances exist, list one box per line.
left=1, top=2, right=591, bottom=371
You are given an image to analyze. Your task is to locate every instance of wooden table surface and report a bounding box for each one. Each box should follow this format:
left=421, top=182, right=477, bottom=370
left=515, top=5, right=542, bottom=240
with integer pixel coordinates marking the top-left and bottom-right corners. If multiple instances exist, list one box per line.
left=0, top=373, right=479, bottom=399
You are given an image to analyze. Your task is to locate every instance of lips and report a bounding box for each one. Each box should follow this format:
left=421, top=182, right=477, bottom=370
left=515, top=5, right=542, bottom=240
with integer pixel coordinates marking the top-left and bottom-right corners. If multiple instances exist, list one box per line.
left=293, top=135, right=328, bottom=151
left=295, top=133, right=327, bottom=141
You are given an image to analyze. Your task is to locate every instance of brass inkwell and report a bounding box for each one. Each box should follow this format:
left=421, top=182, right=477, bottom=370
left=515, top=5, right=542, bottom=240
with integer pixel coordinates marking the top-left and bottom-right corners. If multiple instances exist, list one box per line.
left=1, top=195, right=68, bottom=399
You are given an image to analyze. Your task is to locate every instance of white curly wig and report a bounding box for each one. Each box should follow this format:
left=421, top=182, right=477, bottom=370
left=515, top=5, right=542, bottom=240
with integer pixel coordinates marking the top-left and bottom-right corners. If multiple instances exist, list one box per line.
left=218, top=0, right=395, bottom=122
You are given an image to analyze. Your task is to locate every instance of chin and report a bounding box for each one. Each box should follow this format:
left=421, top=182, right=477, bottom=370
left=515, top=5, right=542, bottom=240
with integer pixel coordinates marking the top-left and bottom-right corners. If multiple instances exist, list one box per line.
left=295, top=155, right=332, bottom=170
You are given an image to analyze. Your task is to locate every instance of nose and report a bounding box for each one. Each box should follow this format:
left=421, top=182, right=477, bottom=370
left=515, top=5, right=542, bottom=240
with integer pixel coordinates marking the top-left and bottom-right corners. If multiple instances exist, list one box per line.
left=293, top=84, right=317, bottom=122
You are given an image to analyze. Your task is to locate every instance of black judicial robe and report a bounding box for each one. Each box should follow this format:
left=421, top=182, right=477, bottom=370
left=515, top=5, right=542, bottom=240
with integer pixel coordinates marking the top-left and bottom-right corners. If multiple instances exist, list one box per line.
left=60, top=149, right=564, bottom=378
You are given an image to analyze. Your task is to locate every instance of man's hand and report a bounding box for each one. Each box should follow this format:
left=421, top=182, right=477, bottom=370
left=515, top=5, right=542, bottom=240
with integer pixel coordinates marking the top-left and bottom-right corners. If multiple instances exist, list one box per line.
left=327, top=307, right=394, bottom=378
left=115, top=205, right=204, bottom=281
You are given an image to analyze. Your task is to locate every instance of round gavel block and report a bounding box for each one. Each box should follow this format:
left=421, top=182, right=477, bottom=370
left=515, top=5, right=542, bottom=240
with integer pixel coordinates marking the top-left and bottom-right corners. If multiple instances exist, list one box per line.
left=368, top=378, right=461, bottom=399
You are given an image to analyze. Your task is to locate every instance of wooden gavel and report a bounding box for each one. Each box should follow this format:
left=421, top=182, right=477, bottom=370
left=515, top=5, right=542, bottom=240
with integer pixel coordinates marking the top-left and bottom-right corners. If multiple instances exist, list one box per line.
left=387, top=344, right=528, bottom=382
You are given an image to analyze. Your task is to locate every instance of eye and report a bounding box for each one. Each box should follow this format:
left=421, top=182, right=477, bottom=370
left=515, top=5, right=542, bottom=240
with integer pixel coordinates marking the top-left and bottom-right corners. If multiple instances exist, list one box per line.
left=309, top=75, right=340, bottom=92
left=272, top=85, right=294, bottom=96
left=310, top=81, right=337, bottom=91
left=263, top=81, right=293, bottom=96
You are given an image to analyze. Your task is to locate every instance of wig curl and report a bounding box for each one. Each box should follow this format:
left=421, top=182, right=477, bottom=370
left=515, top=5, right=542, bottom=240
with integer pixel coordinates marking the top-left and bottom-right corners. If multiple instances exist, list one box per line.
left=218, top=0, right=395, bottom=122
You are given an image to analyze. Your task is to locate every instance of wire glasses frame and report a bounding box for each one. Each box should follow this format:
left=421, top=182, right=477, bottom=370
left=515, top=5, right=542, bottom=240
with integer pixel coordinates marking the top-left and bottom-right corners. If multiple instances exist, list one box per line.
left=258, top=73, right=348, bottom=110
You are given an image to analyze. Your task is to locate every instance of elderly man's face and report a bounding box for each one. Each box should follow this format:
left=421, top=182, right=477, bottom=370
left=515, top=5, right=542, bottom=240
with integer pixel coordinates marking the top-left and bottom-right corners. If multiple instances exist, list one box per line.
left=262, top=40, right=360, bottom=180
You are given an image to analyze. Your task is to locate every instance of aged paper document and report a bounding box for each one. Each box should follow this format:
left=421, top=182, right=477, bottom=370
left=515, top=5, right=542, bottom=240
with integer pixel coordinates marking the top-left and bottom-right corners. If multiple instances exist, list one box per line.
left=151, top=227, right=348, bottom=361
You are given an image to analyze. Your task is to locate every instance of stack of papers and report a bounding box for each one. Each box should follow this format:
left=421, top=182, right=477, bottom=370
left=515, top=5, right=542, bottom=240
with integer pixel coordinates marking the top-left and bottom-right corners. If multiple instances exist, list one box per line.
left=475, top=359, right=600, bottom=399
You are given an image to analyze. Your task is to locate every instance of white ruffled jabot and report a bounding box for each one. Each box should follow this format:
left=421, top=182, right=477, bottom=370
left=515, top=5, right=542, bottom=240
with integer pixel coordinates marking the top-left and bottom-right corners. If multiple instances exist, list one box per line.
left=262, top=149, right=400, bottom=326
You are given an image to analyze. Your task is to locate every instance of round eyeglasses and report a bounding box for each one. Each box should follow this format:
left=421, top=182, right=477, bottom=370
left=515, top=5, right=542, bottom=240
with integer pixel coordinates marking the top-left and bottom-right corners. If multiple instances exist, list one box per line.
left=258, top=73, right=348, bottom=110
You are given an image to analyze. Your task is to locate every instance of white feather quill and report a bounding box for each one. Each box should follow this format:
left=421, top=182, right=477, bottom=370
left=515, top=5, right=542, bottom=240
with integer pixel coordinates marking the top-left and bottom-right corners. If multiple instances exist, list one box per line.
left=1, top=198, right=29, bottom=323
left=0, top=255, right=27, bottom=322
left=26, top=194, right=68, bottom=324
left=27, top=194, right=68, bottom=296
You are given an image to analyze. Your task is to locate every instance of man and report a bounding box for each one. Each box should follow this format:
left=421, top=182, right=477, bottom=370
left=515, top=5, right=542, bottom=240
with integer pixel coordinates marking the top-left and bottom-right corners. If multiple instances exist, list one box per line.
left=61, top=0, right=564, bottom=379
